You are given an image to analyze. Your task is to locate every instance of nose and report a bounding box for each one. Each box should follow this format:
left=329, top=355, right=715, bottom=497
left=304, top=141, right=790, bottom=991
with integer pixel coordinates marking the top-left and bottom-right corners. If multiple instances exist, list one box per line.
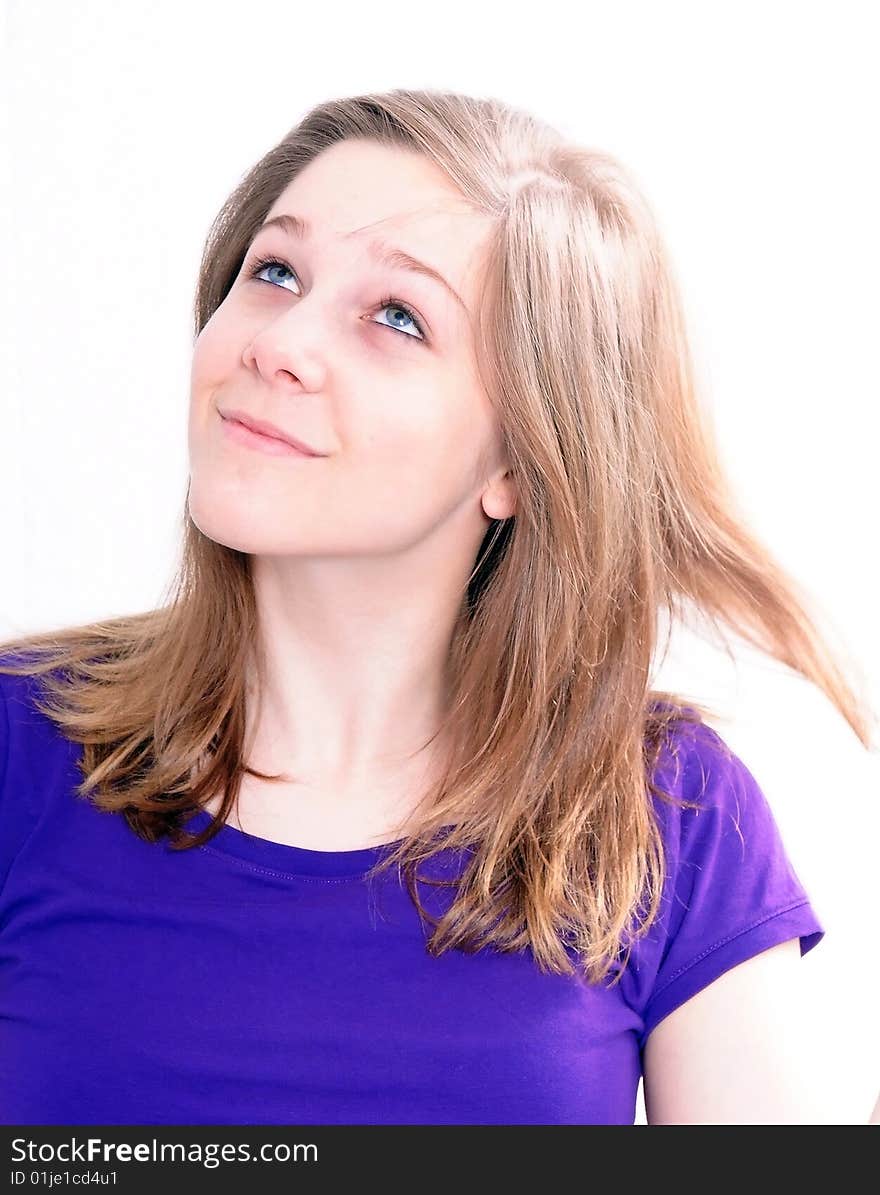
left=243, top=308, right=325, bottom=393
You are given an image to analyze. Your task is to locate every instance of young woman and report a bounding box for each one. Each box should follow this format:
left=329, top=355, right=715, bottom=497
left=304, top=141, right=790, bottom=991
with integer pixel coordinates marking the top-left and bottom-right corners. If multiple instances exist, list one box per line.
left=0, top=87, right=874, bottom=1126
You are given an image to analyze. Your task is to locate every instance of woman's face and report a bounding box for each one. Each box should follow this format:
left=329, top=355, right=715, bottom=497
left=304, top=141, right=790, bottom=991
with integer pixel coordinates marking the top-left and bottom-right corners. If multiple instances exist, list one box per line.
left=187, top=138, right=514, bottom=560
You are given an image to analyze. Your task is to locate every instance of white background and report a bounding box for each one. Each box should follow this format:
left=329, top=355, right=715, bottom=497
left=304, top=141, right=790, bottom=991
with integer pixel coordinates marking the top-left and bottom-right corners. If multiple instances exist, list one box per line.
left=2, top=0, right=878, bottom=1123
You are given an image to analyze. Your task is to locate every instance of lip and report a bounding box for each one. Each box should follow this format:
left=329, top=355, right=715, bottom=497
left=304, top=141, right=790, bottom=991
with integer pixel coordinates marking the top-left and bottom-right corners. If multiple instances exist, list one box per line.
left=218, top=408, right=324, bottom=457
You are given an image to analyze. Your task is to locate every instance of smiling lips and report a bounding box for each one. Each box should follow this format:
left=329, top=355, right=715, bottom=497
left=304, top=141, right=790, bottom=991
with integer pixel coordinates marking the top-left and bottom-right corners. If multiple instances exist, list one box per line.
left=219, top=408, right=324, bottom=457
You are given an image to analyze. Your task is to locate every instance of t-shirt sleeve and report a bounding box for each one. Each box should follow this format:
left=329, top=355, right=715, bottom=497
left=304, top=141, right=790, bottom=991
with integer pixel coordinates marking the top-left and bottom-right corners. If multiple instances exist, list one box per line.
left=622, top=719, right=825, bottom=1052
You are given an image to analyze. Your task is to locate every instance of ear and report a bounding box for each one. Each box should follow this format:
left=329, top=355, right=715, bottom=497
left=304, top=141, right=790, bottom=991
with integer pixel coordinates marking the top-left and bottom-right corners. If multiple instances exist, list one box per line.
left=481, top=469, right=517, bottom=521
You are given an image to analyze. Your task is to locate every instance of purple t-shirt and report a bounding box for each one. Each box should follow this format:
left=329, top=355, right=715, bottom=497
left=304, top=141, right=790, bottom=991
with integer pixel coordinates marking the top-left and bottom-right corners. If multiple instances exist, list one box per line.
left=0, top=663, right=824, bottom=1125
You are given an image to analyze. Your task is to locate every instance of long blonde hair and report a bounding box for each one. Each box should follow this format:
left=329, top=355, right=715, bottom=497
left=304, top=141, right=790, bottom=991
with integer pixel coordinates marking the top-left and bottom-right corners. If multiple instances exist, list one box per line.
left=1, top=87, right=874, bottom=984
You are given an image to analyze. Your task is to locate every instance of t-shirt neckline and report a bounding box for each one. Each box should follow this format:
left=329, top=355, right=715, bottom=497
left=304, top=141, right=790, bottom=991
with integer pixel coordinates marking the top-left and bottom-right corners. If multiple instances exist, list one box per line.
left=180, top=808, right=408, bottom=878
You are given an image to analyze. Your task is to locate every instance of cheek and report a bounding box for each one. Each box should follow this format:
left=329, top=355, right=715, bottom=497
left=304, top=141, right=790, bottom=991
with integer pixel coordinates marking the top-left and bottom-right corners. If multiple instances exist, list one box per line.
left=353, top=382, right=488, bottom=497
left=190, top=314, right=240, bottom=390
left=355, top=372, right=476, bottom=455
left=187, top=318, right=243, bottom=468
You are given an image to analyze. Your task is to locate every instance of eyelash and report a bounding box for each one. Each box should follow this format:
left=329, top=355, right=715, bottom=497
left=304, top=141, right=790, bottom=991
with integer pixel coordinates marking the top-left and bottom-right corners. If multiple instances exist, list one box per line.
left=243, top=252, right=427, bottom=343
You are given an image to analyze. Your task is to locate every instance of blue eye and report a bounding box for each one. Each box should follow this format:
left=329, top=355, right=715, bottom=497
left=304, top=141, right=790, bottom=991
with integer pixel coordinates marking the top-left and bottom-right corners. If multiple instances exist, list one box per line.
left=244, top=253, right=427, bottom=343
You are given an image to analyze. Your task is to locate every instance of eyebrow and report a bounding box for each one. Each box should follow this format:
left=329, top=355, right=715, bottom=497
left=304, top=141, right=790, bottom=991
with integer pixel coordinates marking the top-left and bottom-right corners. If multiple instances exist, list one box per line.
left=256, top=212, right=467, bottom=313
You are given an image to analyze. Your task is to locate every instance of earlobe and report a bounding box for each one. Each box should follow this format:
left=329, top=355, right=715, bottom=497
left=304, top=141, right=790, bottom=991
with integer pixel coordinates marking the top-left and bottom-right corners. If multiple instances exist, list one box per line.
left=481, top=475, right=517, bottom=521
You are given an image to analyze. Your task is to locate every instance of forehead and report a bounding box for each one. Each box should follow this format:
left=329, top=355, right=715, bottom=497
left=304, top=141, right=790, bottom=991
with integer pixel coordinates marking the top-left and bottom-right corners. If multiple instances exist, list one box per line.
left=263, top=139, right=494, bottom=308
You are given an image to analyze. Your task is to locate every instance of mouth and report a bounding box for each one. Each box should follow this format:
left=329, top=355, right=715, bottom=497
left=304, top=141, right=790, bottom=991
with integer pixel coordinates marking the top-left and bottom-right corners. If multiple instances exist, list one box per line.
left=218, top=408, right=324, bottom=458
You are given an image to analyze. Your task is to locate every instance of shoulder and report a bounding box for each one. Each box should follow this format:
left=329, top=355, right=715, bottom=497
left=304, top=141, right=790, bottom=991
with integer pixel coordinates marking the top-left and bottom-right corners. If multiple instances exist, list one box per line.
left=0, top=655, right=67, bottom=763
left=649, top=716, right=807, bottom=898
left=620, top=715, right=825, bottom=1049
left=0, top=657, right=78, bottom=892
left=629, top=716, right=831, bottom=1121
